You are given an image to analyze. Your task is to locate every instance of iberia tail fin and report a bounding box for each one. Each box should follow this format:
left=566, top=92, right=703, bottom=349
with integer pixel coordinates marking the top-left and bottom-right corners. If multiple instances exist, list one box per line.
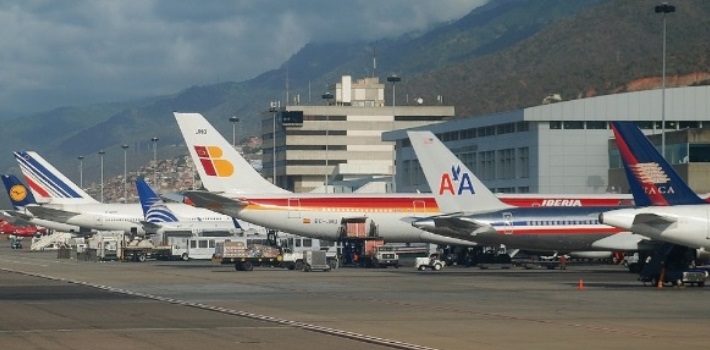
left=610, top=121, right=704, bottom=206
left=173, top=112, right=288, bottom=194
left=14, top=151, right=99, bottom=204
left=407, top=130, right=512, bottom=213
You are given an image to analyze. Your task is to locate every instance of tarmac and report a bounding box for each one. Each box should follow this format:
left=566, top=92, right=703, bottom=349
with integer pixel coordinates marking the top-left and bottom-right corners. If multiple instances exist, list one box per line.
left=0, top=243, right=709, bottom=350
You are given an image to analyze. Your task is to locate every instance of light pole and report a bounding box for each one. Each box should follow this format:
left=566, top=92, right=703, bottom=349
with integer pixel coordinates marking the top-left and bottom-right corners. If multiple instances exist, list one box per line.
left=121, top=144, right=129, bottom=203
left=98, top=150, right=105, bottom=202
left=322, top=92, right=334, bottom=193
left=77, top=156, right=84, bottom=189
left=230, top=116, right=240, bottom=147
left=655, top=2, right=675, bottom=158
left=387, top=74, right=402, bottom=193
left=269, top=102, right=279, bottom=185
left=151, top=137, right=159, bottom=185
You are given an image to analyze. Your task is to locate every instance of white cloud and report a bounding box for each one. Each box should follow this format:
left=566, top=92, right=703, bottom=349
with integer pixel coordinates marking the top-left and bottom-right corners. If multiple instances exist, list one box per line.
left=0, top=0, right=486, bottom=116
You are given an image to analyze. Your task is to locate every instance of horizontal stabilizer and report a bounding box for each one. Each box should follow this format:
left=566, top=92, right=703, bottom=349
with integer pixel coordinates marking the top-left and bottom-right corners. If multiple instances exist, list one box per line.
left=26, top=206, right=80, bottom=223
left=182, top=191, right=247, bottom=217
left=631, top=213, right=677, bottom=233
left=434, top=216, right=496, bottom=236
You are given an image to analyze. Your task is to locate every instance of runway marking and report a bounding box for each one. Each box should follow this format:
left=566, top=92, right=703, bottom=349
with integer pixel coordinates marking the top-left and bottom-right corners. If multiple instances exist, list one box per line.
left=0, top=257, right=50, bottom=267
left=0, top=267, right=439, bottom=350
left=0, top=326, right=286, bottom=334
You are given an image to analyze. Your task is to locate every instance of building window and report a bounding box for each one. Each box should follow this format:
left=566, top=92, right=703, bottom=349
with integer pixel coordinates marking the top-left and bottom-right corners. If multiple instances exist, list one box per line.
left=516, top=147, right=529, bottom=179
left=549, top=121, right=562, bottom=129
left=586, top=121, right=607, bottom=129
left=497, top=148, right=515, bottom=179
left=679, top=121, right=700, bottom=129
left=563, top=121, right=584, bottom=129
left=635, top=121, right=654, bottom=129
left=479, top=151, right=495, bottom=180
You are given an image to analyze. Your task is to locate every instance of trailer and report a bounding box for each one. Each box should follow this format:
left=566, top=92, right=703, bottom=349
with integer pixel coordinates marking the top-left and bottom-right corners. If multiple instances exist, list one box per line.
left=119, top=238, right=172, bottom=262
left=212, top=239, right=283, bottom=271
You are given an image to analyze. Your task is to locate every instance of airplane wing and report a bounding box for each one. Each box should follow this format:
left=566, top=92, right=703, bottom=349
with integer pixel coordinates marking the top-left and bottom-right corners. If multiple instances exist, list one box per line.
left=1, top=210, right=34, bottom=224
left=26, top=206, right=80, bottom=223
left=182, top=191, right=248, bottom=217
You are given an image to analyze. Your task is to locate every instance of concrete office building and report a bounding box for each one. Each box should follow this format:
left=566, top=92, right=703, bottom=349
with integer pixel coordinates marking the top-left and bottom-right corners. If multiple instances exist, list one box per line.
left=384, top=85, right=710, bottom=195
left=262, top=75, right=453, bottom=193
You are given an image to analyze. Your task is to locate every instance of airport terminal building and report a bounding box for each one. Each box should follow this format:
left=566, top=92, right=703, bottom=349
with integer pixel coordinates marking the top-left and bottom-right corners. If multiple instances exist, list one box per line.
left=384, top=85, right=710, bottom=195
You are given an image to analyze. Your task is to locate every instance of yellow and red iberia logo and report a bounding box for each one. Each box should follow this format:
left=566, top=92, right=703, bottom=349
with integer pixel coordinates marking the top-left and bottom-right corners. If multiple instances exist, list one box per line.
left=194, top=145, right=234, bottom=177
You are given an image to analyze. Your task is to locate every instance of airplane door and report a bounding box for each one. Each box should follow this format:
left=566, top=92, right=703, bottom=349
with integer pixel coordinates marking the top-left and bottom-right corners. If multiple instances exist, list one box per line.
left=288, top=199, right=301, bottom=219
left=96, top=215, right=104, bottom=227
left=503, top=212, right=513, bottom=235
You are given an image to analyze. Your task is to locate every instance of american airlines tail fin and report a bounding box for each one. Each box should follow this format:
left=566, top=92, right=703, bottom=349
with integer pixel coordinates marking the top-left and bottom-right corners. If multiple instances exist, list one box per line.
left=14, top=151, right=99, bottom=205
left=135, top=177, right=179, bottom=223
left=173, top=112, right=289, bottom=194
left=1, top=174, right=38, bottom=210
left=407, top=130, right=512, bottom=213
left=610, top=121, right=705, bottom=206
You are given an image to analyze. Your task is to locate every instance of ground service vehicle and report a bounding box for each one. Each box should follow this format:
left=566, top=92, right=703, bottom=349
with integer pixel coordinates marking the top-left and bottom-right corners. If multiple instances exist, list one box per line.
left=212, top=239, right=283, bottom=271
left=415, top=254, right=445, bottom=271
left=302, top=250, right=331, bottom=272
left=119, top=238, right=171, bottom=262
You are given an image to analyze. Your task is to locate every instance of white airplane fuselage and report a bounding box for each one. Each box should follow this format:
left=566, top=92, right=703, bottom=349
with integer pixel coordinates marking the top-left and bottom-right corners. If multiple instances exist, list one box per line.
left=41, top=203, right=238, bottom=235
left=601, top=205, right=710, bottom=250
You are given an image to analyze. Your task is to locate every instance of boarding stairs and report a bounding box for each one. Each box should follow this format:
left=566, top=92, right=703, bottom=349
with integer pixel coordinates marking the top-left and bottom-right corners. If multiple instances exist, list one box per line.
left=31, top=232, right=73, bottom=251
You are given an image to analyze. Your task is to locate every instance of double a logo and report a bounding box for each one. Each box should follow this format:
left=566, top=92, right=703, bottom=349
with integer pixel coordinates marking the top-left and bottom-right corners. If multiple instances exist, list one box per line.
left=631, top=162, right=674, bottom=194
left=194, top=145, right=234, bottom=177
left=439, top=164, right=475, bottom=195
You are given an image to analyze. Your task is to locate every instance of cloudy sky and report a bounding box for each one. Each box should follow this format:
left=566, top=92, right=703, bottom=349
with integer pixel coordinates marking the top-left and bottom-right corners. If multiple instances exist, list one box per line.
left=0, top=0, right=485, bottom=118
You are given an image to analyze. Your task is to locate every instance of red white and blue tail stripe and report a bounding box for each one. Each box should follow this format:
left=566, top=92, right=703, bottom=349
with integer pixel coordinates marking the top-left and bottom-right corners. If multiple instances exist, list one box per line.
left=14, top=151, right=98, bottom=204
left=610, top=121, right=705, bottom=206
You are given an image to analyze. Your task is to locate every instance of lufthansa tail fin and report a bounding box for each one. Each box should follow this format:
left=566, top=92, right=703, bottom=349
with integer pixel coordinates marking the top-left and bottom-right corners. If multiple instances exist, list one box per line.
left=173, top=112, right=289, bottom=194
left=1, top=174, right=38, bottom=210
left=14, top=151, right=99, bottom=204
left=407, top=130, right=512, bottom=213
left=135, top=177, right=179, bottom=223
left=610, top=121, right=705, bottom=206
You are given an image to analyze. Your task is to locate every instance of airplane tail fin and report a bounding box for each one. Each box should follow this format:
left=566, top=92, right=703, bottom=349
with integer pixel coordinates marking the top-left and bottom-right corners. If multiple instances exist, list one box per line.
left=135, top=177, right=179, bottom=223
left=173, top=112, right=288, bottom=194
left=1, top=174, right=38, bottom=210
left=14, top=151, right=99, bottom=204
left=610, top=121, right=705, bottom=206
left=407, top=130, right=512, bottom=212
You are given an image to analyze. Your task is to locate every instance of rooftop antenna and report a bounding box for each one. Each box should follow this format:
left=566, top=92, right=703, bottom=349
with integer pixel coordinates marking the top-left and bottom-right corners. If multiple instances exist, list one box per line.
left=372, top=44, right=377, bottom=78
left=285, top=66, right=290, bottom=106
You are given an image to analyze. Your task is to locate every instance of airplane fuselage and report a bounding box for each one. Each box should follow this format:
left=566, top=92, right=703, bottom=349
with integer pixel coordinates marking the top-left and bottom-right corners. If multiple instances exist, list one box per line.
left=600, top=205, right=710, bottom=250
left=415, top=206, right=636, bottom=252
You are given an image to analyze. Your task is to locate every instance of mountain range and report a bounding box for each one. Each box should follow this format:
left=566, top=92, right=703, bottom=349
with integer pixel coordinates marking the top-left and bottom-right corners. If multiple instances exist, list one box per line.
left=1, top=0, right=708, bottom=188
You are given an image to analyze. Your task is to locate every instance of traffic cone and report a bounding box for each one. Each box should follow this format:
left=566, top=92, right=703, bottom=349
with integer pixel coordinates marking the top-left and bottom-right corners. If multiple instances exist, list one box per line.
left=578, top=279, right=585, bottom=291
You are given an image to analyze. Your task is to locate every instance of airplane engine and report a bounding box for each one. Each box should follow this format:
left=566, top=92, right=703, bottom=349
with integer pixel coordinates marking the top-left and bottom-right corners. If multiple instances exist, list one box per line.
left=696, top=249, right=710, bottom=262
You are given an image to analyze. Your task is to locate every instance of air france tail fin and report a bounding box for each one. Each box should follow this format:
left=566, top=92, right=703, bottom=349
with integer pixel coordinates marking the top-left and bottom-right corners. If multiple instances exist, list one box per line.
left=407, top=130, right=512, bottom=213
left=135, top=177, right=179, bottom=223
left=14, top=151, right=99, bottom=204
left=610, top=121, right=705, bottom=206
left=173, top=112, right=289, bottom=194
left=1, top=174, right=38, bottom=210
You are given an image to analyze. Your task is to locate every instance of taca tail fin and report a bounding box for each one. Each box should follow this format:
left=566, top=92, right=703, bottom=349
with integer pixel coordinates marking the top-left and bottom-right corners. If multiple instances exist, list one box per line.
left=14, top=151, right=99, bottom=204
left=1, top=174, right=38, bottom=210
left=610, top=121, right=705, bottom=206
left=407, top=130, right=512, bottom=213
left=173, top=112, right=288, bottom=194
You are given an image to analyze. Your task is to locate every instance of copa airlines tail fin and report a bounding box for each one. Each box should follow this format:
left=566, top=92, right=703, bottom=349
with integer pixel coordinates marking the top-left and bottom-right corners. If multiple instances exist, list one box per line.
left=14, top=151, right=99, bottom=205
left=610, top=121, right=705, bottom=206
left=1, top=174, right=38, bottom=210
left=135, top=177, right=179, bottom=223
left=173, top=112, right=289, bottom=194
left=407, top=130, right=512, bottom=213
